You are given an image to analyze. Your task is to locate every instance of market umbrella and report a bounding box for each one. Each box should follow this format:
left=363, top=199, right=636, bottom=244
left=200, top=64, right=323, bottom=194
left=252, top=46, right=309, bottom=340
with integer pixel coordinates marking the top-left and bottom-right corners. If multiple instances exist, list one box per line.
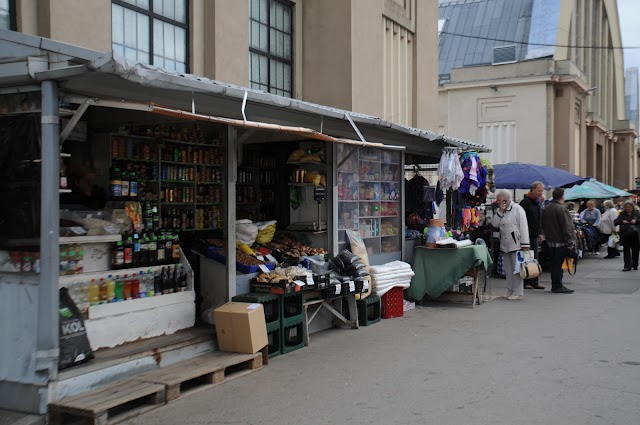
left=564, top=179, right=632, bottom=201
left=493, top=163, right=586, bottom=190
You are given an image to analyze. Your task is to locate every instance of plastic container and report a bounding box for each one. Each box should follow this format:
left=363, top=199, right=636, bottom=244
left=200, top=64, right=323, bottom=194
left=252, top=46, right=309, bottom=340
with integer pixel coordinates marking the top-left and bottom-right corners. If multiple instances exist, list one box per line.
left=381, top=286, right=404, bottom=319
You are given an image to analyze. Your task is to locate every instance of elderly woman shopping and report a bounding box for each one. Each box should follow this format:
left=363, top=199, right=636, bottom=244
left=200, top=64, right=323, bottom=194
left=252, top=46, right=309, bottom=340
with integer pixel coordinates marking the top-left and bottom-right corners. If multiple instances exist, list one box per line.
left=491, top=190, right=530, bottom=300
left=614, top=200, right=640, bottom=271
left=599, top=200, right=621, bottom=258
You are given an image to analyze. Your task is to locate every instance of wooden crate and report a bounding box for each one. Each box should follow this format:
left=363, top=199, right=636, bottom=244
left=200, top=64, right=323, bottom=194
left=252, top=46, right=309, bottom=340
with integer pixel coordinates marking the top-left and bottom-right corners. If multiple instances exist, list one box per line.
left=136, top=351, right=263, bottom=403
left=49, top=379, right=165, bottom=425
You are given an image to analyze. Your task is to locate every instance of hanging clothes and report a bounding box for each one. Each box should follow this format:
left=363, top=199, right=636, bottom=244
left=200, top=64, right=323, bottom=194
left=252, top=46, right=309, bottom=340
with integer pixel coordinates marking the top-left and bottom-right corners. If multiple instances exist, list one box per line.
left=438, top=148, right=464, bottom=191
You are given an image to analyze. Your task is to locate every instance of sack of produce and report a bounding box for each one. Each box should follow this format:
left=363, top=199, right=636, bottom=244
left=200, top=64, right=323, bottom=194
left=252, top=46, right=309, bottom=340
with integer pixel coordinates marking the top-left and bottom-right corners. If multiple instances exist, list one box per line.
left=287, top=149, right=306, bottom=162
left=303, top=171, right=323, bottom=186
left=59, top=287, right=94, bottom=370
left=236, top=219, right=258, bottom=245
left=255, top=220, right=277, bottom=244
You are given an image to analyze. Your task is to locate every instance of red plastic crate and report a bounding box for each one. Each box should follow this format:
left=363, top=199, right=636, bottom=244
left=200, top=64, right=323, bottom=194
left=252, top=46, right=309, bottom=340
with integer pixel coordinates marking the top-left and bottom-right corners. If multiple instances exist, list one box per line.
left=381, top=287, right=404, bottom=319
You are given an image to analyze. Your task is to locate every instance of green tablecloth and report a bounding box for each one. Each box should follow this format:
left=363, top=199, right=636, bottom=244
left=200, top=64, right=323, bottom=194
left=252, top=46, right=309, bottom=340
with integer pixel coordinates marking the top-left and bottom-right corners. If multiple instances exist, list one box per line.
left=407, top=245, right=493, bottom=301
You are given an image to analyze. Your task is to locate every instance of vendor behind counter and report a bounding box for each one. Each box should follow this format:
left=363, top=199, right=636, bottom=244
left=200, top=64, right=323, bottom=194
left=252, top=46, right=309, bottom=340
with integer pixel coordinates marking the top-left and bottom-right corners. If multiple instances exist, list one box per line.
left=61, top=165, right=107, bottom=211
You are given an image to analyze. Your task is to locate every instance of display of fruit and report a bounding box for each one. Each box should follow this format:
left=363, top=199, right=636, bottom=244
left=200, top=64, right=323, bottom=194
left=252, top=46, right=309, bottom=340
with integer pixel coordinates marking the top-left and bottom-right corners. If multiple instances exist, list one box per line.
left=236, top=251, right=266, bottom=267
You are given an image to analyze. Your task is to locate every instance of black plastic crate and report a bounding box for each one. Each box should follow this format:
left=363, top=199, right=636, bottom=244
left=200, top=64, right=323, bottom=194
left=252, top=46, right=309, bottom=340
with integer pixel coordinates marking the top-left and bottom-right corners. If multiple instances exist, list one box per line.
left=232, top=292, right=281, bottom=325
left=357, top=294, right=381, bottom=326
left=281, top=291, right=303, bottom=319
left=281, top=319, right=304, bottom=354
left=313, top=273, right=330, bottom=290
left=267, top=323, right=281, bottom=359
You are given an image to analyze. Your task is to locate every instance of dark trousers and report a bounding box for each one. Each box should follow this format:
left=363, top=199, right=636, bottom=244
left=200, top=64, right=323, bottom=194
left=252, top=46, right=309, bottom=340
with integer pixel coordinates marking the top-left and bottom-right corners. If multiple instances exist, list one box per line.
left=547, top=245, right=568, bottom=291
left=524, top=237, right=539, bottom=285
left=622, top=235, right=640, bottom=269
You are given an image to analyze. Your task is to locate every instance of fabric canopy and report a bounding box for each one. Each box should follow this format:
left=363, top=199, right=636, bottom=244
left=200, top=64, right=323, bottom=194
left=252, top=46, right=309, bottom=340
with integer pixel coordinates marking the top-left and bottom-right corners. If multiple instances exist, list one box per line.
left=493, top=163, right=585, bottom=189
left=564, top=179, right=632, bottom=200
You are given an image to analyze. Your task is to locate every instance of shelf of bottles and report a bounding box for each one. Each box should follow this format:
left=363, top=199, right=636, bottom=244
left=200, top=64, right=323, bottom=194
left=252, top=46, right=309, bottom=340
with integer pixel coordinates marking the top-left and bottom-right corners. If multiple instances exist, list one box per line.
left=337, top=146, right=401, bottom=256
left=235, top=150, right=277, bottom=222
left=110, top=123, right=225, bottom=232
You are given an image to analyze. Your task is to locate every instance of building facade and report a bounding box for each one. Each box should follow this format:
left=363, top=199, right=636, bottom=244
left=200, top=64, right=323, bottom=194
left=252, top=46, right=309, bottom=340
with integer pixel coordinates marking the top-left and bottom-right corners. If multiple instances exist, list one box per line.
left=5, top=0, right=438, bottom=129
left=437, top=0, right=638, bottom=189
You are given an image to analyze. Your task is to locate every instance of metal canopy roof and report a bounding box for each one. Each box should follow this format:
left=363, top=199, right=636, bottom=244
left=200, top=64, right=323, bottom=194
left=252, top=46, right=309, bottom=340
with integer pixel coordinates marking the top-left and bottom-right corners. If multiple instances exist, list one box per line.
left=0, top=29, right=489, bottom=156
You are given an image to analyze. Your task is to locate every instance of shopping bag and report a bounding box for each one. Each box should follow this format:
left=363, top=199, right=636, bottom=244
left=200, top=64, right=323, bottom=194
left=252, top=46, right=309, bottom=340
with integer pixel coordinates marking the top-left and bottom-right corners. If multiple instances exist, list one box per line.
left=519, top=250, right=541, bottom=279
left=562, top=257, right=577, bottom=275
left=607, top=234, right=619, bottom=248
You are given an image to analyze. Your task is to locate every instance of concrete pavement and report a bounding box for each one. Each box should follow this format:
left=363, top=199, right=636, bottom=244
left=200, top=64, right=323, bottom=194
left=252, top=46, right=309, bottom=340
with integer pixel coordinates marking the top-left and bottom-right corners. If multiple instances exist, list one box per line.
left=118, top=252, right=640, bottom=425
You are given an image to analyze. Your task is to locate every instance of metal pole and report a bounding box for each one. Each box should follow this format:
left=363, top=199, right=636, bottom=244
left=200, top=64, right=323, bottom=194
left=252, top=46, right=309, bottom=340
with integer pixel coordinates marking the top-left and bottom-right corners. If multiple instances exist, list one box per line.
left=35, top=81, right=60, bottom=393
left=224, top=126, right=237, bottom=300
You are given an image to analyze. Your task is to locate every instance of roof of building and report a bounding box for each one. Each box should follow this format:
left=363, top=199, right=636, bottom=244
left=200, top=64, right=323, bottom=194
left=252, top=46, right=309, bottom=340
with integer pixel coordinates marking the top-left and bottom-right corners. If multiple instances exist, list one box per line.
left=438, top=0, right=561, bottom=80
left=0, top=29, right=489, bottom=156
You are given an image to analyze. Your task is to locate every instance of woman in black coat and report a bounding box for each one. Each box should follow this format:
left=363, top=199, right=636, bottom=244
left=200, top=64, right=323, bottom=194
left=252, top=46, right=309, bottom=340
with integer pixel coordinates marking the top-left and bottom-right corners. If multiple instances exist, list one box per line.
left=614, top=200, right=640, bottom=271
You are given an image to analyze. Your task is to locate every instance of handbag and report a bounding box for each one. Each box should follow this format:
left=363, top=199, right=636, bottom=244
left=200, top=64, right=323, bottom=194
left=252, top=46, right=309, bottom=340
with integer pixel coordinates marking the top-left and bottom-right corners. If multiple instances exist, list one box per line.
left=519, top=250, right=541, bottom=279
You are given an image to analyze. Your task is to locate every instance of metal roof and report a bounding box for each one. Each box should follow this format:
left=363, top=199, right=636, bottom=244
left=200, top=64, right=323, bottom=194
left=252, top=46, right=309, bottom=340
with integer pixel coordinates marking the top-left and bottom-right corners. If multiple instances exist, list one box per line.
left=0, top=29, right=489, bottom=155
left=438, top=0, right=561, bottom=80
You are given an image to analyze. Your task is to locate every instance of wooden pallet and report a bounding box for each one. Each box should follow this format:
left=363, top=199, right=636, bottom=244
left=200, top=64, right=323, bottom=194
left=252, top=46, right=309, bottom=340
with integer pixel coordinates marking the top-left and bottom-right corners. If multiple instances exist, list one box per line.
left=49, top=379, right=165, bottom=425
left=136, top=351, right=263, bottom=403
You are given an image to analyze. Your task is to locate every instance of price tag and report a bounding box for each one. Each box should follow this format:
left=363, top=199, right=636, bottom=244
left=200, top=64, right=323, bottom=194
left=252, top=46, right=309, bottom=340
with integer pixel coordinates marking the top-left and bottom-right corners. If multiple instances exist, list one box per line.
left=103, top=225, right=118, bottom=235
left=266, top=254, right=277, bottom=263
left=258, top=265, right=270, bottom=274
left=246, top=303, right=261, bottom=310
left=256, top=255, right=265, bottom=261
left=294, top=280, right=305, bottom=287
left=335, top=284, right=341, bottom=295
left=363, top=280, right=370, bottom=290
left=70, top=226, right=87, bottom=235
left=349, top=281, right=356, bottom=292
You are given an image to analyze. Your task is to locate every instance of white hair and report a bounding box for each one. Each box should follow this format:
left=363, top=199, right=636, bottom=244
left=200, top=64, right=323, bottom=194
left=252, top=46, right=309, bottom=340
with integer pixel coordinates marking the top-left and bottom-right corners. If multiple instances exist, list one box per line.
left=495, top=189, right=512, bottom=200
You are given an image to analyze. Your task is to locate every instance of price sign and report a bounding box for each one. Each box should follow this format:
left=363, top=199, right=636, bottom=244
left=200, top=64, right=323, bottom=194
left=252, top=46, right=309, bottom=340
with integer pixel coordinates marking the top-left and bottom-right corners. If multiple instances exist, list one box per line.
left=258, top=265, right=271, bottom=274
left=335, top=284, right=341, bottom=295
left=256, top=255, right=265, bottom=261
left=294, top=280, right=305, bottom=287
left=266, top=254, right=277, bottom=263
left=349, top=281, right=355, bottom=293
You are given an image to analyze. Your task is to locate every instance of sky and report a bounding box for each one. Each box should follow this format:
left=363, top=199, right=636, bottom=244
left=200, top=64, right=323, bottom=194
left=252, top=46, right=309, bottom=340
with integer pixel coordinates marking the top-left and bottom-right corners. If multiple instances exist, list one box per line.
left=618, top=0, right=640, bottom=70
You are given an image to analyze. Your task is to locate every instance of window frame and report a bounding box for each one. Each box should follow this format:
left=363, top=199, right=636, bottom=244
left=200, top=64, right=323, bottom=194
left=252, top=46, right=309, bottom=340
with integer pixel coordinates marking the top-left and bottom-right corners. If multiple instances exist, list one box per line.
left=1, top=0, right=16, bottom=31
left=249, top=0, right=294, bottom=97
left=112, top=0, right=190, bottom=73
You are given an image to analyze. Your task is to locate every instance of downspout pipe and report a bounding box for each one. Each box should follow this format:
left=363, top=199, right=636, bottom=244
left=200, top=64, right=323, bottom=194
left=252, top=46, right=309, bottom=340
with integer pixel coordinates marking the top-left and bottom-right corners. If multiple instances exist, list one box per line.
left=35, top=80, right=60, bottom=412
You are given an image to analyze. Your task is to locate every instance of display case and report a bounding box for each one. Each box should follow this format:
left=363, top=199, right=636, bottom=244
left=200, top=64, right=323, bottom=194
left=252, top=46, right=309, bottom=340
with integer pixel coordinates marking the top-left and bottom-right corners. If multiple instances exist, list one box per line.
left=337, top=146, right=402, bottom=256
left=109, top=123, right=225, bottom=232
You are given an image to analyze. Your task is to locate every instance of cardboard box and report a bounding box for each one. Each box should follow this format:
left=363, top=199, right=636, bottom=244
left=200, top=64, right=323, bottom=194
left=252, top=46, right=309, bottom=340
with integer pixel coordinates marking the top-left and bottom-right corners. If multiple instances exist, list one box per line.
left=214, top=302, right=268, bottom=354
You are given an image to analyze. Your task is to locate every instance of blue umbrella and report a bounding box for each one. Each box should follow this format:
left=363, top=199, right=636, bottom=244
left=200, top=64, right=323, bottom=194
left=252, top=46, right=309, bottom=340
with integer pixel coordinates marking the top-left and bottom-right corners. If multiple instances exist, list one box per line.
left=564, top=178, right=631, bottom=200
left=493, top=163, right=586, bottom=190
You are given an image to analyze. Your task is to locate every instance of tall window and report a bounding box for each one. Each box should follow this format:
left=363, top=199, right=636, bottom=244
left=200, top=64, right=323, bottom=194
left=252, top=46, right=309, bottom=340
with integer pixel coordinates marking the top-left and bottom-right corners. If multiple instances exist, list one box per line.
left=249, top=0, right=293, bottom=97
left=0, top=0, right=15, bottom=31
left=112, top=0, right=188, bottom=73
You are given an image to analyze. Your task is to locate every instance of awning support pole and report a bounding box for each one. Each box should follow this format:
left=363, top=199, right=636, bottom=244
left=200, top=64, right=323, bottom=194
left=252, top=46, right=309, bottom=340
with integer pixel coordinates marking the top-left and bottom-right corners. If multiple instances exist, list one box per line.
left=36, top=80, right=60, bottom=409
left=59, top=98, right=90, bottom=144
left=225, top=125, right=238, bottom=300
left=345, top=113, right=367, bottom=144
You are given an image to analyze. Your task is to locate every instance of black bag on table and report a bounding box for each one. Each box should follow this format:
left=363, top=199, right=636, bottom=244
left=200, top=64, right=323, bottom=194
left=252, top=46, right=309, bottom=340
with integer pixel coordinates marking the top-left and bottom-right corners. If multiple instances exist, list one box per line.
left=59, top=287, right=94, bottom=370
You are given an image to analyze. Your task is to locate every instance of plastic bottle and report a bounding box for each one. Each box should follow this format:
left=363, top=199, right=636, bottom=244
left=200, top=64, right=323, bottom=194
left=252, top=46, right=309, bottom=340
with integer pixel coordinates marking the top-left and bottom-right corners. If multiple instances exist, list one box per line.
left=124, top=236, right=134, bottom=267
left=146, top=268, right=155, bottom=297
left=161, top=267, right=170, bottom=294
left=148, top=236, right=157, bottom=266
left=121, top=170, right=130, bottom=199
left=106, top=275, right=116, bottom=302
left=114, top=274, right=124, bottom=302
left=123, top=274, right=132, bottom=300
left=98, top=278, right=108, bottom=304
left=112, top=241, right=124, bottom=269
left=110, top=164, right=122, bottom=200
left=129, top=169, right=138, bottom=200
left=132, top=233, right=141, bottom=268
left=88, top=279, right=99, bottom=305
left=131, top=273, right=140, bottom=299
left=139, top=233, right=149, bottom=267
left=154, top=269, right=162, bottom=296
left=156, top=233, right=166, bottom=265
left=172, top=266, right=179, bottom=293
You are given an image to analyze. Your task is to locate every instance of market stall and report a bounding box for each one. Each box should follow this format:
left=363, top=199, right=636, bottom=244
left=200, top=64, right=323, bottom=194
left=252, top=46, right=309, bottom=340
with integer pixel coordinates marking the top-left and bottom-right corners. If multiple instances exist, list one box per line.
left=0, top=31, right=489, bottom=414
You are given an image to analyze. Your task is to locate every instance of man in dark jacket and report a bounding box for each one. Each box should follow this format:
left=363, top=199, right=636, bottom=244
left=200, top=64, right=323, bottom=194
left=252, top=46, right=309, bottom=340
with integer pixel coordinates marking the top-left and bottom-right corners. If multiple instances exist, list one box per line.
left=542, top=188, right=576, bottom=294
left=520, top=181, right=545, bottom=289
